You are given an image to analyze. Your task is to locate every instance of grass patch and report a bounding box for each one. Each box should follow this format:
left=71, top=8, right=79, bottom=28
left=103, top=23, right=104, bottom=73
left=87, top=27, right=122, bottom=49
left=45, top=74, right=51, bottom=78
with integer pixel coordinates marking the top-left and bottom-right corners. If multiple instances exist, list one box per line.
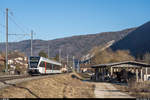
left=0, top=73, right=95, bottom=98
left=71, top=71, right=91, bottom=80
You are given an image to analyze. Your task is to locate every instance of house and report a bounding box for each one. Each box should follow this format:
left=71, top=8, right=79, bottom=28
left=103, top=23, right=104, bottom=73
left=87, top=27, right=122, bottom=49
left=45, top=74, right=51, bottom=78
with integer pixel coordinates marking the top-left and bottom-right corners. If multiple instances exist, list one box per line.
left=8, top=59, right=14, bottom=64
left=15, top=57, right=23, bottom=61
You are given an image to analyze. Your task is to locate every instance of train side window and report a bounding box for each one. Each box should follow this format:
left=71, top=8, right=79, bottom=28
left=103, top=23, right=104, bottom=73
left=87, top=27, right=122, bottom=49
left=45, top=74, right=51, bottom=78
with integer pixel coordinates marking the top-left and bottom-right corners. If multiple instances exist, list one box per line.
left=51, top=64, right=54, bottom=70
left=46, top=63, right=49, bottom=69
left=53, top=64, right=55, bottom=70
left=49, top=63, right=51, bottom=69
left=53, top=64, right=60, bottom=70
left=47, top=63, right=52, bottom=70
left=53, top=64, right=56, bottom=70
left=39, top=61, right=45, bottom=67
left=56, top=65, right=58, bottom=70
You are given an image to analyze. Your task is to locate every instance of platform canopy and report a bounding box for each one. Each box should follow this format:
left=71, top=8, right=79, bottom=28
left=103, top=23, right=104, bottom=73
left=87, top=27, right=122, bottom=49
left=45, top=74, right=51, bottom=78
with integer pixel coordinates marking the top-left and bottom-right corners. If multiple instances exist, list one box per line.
left=91, top=61, right=150, bottom=68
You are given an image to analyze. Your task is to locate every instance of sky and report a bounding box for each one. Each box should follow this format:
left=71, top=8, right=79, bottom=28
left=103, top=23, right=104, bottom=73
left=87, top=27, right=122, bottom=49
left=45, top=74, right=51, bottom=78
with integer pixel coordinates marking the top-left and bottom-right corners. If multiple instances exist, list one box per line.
left=0, top=0, right=150, bottom=42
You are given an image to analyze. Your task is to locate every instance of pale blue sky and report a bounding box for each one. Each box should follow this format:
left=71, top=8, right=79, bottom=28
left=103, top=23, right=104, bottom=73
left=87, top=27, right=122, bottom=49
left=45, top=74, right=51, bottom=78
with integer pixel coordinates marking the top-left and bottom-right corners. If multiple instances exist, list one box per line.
left=0, top=0, right=150, bottom=42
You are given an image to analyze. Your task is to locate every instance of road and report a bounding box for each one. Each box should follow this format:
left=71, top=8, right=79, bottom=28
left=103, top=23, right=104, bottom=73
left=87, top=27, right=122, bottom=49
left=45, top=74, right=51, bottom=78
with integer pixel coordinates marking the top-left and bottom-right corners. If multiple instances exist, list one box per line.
left=93, top=82, right=135, bottom=98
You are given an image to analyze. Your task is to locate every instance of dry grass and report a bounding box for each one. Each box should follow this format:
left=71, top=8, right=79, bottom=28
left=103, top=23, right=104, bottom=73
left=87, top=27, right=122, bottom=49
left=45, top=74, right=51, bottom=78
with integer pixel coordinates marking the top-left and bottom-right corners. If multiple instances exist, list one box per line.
left=0, top=73, right=95, bottom=98
left=72, top=71, right=91, bottom=80
left=76, top=73, right=91, bottom=81
left=113, top=80, right=150, bottom=98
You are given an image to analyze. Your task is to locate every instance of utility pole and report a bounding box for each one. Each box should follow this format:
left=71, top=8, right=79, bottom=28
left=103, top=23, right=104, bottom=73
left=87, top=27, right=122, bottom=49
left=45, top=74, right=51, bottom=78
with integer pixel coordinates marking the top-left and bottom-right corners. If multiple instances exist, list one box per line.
left=67, top=54, right=68, bottom=66
left=67, top=54, right=69, bottom=73
left=31, top=30, right=33, bottom=56
left=77, top=60, right=80, bottom=73
left=5, top=8, right=8, bottom=73
left=59, top=49, right=61, bottom=63
left=72, top=56, right=74, bottom=71
left=48, top=44, right=49, bottom=58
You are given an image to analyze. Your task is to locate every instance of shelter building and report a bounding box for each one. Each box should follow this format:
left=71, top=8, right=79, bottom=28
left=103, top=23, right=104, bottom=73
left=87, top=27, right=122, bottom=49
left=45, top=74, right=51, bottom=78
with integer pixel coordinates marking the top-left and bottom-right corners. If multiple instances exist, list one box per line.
left=91, top=61, right=150, bottom=82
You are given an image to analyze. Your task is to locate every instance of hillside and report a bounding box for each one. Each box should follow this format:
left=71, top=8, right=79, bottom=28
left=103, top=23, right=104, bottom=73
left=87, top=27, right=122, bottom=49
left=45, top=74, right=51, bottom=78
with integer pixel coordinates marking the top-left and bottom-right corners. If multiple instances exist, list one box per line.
left=111, top=21, right=150, bottom=58
left=0, top=28, right=136, bottom=59
left=81, top=40, right=115, bottom=61
left=0, top=73, right=95, bottom=98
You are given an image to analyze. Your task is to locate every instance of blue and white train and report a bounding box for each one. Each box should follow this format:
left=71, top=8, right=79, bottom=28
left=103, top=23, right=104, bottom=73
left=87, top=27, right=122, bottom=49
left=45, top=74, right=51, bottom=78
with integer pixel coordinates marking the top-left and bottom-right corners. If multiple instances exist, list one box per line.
left=28, top=56, right=62, bottom=75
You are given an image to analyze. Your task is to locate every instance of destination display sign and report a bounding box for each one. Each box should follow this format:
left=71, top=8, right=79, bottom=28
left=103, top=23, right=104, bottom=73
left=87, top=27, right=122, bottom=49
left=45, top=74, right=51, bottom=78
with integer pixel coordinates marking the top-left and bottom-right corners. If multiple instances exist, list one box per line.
left=30, top=57, right=40, bottom=62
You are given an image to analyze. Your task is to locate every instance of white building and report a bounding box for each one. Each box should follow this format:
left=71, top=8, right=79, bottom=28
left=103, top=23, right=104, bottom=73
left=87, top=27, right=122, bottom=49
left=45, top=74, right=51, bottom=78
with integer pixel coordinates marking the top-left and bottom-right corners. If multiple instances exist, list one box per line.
left=8, top=60, right=14, bottom=64
left=15, top=57, right=23, bottom=61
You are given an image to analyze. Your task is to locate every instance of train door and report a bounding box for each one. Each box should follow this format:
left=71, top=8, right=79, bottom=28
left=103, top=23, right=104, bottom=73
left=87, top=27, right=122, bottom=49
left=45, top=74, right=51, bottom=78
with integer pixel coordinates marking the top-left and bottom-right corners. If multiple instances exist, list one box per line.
left=44, top=62, right=46, bottom=74
left=52, top=64, right=54, bottom=73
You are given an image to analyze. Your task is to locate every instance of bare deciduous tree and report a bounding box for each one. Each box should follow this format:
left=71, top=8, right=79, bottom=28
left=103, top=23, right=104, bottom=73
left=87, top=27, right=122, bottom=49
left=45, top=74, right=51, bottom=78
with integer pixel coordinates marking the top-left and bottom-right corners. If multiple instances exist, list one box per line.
left=92, top=48, right=135, bottom=64
left=142, top=52, right=150, bottom=64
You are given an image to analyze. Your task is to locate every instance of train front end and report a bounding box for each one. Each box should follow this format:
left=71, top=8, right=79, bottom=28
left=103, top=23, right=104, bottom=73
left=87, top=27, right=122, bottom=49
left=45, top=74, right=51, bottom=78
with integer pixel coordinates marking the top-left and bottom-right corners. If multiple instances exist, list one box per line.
left=28, top=56, right=41, bottom=75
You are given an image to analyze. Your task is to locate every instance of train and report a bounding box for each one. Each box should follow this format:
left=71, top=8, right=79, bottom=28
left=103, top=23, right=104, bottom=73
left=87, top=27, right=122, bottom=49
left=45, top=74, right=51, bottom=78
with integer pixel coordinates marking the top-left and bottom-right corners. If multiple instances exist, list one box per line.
left=27, top=56, right=62, bottom=75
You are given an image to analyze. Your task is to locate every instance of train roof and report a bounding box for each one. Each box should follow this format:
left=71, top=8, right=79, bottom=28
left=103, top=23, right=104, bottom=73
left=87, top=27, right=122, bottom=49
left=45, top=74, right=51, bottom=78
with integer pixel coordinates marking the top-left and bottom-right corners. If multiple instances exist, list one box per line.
left=29, top=56, right=62, bottom=66
left=40, top=57, right=62, bottom=66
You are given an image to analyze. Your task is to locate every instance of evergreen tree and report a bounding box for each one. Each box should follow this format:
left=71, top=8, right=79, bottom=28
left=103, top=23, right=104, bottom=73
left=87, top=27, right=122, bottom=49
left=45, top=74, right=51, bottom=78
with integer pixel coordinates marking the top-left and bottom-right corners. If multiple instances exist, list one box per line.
left=39, top=50, right=48, bottom=58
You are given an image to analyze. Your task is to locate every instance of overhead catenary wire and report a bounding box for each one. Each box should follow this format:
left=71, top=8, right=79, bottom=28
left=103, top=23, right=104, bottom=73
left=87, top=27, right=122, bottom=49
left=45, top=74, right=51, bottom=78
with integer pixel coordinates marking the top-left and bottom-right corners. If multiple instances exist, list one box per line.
left=0, top=24, right=6, bottom=28
left=8, top=9, right=30, bottom=33
left=0, top=9, right=6, bottom=41
left=1, top=8, right=35, bottom=56
left=8, top=15, right=27, bottom=34
left=1, top=9, right=31, bottom=41
left=8, top=10, right=35, bottom=41
left=7, top=9, right=32, bottom=42
left=1, top=8, right=35, bottom=73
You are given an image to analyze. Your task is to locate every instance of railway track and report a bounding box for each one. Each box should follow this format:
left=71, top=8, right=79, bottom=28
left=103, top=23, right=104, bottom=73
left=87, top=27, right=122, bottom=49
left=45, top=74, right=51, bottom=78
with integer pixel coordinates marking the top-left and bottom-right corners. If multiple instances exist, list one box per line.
left=0, top=73, right=71, bottom=90
left=0, top=75, right=31, bottom=82
left=0, top=72, right=70, bottom=82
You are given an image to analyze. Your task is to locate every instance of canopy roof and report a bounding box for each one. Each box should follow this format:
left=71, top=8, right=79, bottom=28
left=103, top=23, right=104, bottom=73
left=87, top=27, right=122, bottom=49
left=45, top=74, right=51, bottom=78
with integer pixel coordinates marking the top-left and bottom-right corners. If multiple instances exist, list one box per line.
left=91, top=61, right=150, bottom=68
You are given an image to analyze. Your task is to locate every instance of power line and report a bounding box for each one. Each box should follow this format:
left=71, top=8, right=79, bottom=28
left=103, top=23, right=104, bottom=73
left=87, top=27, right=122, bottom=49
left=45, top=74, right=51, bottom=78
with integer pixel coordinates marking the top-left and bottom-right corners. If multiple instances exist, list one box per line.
left=8, top=15, right=27, bottom=34
left=0, top=24, right=6, bottom=28
left=0, top=9, right=6, bottom=16
left=2, top=8, right=34, bottom=73
left=9, top=33, right=30, bottom=36
left=8, top=9, right=30, bottom=33
left=1, top=9, right=30, bottom=35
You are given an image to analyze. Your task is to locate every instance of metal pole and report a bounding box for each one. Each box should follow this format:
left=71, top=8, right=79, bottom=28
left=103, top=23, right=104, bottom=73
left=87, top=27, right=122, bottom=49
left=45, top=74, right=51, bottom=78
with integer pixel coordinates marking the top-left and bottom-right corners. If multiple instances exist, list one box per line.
left=67, top=54, right=68, bottom=66
left=78, top=60, right=80, bottom=73
left=59, top=49, right=61, bottom=63
left=5, top=8, right=8, bottom=73
left=136, top=69, right=139, bottom=82
left=48, top=44, right=49, bottom=58
left=67, top=54, right=69, bottom=73
left=31, top=30, right=33, bottom=56
left=141, top=68, right=143, bottom=82
left=146, top=67, right=148, bottom=81
left=72, top=56, right=74, bottom=70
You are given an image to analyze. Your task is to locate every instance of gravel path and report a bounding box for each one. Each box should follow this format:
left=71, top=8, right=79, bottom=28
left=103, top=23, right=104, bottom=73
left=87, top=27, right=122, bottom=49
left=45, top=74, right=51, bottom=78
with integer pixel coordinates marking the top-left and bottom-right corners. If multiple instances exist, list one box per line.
left=93, top=82, right=135, bottom=98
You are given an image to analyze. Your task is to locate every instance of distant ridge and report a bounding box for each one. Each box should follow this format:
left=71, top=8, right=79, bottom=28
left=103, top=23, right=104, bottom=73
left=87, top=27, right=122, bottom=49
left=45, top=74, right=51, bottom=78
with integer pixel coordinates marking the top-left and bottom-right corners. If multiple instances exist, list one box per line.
left=111, top=21, right=150, bottom=57
left=0, top=27, right=136, bottom=59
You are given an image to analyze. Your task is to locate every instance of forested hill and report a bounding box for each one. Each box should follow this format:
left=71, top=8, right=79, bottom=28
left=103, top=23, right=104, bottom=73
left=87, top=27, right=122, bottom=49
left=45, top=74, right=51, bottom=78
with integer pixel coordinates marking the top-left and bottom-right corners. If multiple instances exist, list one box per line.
left=0, top=27, right=136, bottom=59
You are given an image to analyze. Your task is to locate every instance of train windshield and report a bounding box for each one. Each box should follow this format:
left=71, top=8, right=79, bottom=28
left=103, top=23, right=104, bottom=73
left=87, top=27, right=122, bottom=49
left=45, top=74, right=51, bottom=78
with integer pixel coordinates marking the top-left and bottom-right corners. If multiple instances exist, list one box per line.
left=29, top=57, right=40, bottom=68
